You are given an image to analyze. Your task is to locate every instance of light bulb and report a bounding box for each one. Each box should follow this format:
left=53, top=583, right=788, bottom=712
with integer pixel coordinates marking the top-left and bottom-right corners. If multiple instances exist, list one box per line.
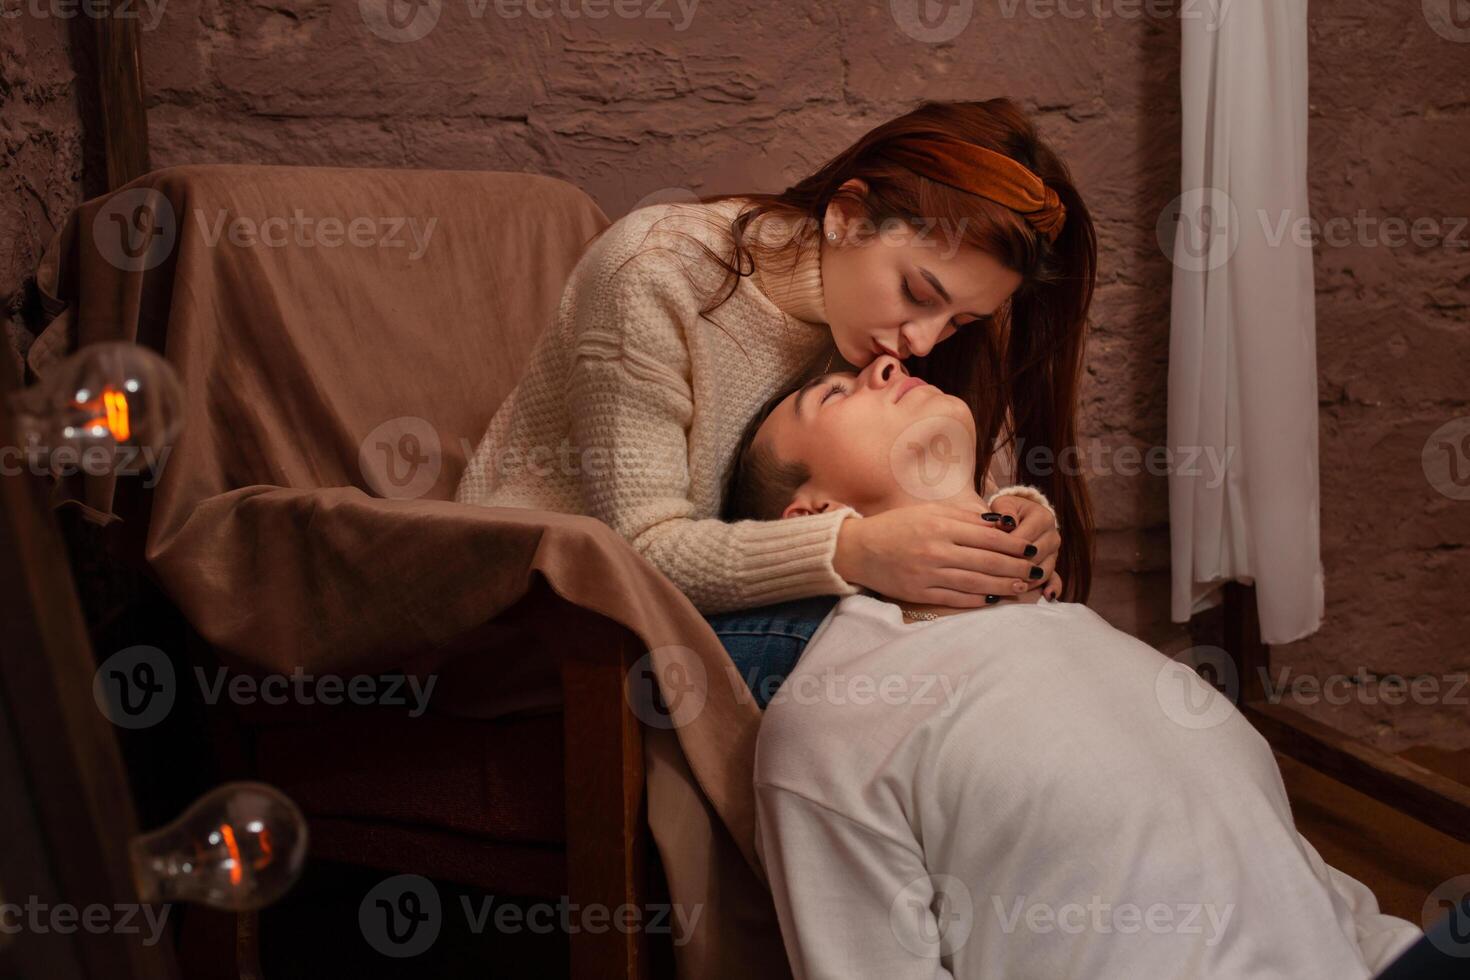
left=9, top=341, right=184, bottom=475
left=130, top=782, right=308, bottom=911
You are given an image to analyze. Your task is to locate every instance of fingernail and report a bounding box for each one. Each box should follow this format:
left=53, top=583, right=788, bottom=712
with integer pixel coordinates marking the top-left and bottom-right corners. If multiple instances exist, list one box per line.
left=981, top=512, right=1002, bottom=522
left=1013, top=580, right=1027, bottom=593
left=985, top=594, right=1002, bottom=604
left=1023, top=544, right=1038, bottom=558
left=1001, top=515, right=1016, bottom=529
left=1029, top=565, right=1044, bottom=580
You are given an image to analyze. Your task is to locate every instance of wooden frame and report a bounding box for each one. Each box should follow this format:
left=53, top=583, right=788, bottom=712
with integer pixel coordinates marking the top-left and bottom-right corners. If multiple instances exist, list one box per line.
left=0, top=335, right=178, bottom=980
left=1223, top=582, right=1470, bottom=844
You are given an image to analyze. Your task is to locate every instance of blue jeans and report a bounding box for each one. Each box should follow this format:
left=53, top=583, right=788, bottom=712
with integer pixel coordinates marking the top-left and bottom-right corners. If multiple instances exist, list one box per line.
left=704, top=595, right=841, bottom=710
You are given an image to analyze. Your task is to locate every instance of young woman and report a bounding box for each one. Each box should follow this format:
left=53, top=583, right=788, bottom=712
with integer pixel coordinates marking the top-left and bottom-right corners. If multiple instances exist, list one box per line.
left=455, top=97, right=1097, bottom=694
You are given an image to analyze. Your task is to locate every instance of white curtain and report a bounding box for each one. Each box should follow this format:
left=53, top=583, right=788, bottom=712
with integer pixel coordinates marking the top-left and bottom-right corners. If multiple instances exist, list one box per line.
left=1167, top=0, right=1324, bottom=644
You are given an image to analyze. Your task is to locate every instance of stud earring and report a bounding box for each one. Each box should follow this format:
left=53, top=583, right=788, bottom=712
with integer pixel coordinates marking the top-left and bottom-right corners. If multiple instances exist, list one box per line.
left=826, top=231, right=837, bottom=241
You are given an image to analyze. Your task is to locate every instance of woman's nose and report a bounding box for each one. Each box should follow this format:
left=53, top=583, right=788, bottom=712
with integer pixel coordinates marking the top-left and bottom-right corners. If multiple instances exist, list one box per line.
left=899, top=318, right=944, bottom=358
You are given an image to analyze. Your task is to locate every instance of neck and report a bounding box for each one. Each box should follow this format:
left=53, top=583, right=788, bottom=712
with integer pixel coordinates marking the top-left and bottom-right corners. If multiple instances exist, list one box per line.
left=869, top=488, right=1013, bottom=619
left=748, top=209, right=829, bottom=325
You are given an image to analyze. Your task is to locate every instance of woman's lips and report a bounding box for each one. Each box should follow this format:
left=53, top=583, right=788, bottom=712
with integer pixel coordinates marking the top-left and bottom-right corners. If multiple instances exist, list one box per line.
left=872, top=339, right=901, bottom=360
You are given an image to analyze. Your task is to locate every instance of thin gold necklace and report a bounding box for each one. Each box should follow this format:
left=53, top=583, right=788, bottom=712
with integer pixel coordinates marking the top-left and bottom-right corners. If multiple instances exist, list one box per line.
left=899, top=606, right=942, bottom=621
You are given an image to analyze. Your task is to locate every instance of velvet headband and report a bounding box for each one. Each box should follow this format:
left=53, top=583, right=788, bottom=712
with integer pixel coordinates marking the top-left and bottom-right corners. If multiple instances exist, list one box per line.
left=886, top=134, right=1067, bottom=244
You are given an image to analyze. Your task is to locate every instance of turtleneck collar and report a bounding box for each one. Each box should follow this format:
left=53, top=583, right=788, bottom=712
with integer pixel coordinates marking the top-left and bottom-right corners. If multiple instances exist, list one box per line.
left=746, top=208, right=830, bottom=325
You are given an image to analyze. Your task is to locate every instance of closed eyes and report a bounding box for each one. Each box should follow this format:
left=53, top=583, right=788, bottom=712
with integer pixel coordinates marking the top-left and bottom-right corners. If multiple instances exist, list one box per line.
left=820, top=380, right=848, bottom=404
left=901, top=275, right=990, bottom=330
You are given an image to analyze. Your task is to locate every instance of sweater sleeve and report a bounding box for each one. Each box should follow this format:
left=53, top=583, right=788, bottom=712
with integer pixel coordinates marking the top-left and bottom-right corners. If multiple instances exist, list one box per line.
left=565, top=249, right=861, bottom=615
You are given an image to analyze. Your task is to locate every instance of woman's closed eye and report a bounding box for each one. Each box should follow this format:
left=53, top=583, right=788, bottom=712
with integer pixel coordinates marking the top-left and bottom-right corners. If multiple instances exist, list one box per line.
left=820, top=381, right=848, bottom=405
left=902, top=275, right=991, bottom=330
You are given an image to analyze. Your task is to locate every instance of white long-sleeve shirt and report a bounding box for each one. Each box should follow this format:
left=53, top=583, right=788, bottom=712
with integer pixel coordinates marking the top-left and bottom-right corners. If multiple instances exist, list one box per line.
left=753, top=594, right=1423, bottom=979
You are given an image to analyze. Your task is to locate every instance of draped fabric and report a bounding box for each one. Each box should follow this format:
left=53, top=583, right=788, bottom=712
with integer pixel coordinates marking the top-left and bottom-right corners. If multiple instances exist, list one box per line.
left=1168, top=0, right=1325, bottom=643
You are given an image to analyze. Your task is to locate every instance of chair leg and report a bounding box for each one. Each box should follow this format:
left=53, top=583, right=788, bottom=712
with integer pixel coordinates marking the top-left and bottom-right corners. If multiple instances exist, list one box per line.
left=560, top=618, right=649, bottom=980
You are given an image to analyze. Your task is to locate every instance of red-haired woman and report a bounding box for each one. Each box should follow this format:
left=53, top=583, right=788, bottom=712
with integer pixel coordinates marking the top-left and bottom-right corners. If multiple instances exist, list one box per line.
left=456, top=97, right=1097, bottom=706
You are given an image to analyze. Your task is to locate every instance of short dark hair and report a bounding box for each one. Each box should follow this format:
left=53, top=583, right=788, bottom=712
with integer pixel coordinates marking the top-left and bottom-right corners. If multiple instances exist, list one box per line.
left=721, top=381, right=812, bottom=523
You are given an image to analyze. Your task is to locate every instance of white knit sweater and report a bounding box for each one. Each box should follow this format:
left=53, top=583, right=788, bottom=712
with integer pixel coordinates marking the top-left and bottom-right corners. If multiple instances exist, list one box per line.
left=454, top=198, right=1054, bottom=614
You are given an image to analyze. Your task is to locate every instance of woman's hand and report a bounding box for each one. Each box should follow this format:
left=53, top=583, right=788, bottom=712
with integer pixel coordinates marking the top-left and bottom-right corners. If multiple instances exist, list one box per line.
left=986, top=494, right=1064, bottom=599
left=832, top=501, right=1050, bottom=608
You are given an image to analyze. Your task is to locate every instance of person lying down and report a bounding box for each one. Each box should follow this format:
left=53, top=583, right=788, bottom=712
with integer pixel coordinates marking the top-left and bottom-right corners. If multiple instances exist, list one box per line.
left=733, top=358, right=1425, bottom=979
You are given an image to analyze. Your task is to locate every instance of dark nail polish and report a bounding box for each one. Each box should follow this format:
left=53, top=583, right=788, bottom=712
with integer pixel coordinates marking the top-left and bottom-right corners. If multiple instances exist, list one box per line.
left=1029, top=565, right=1044, bottom=580
left=981, top=512, right=1002, bottom=522
left=1023, top=544, right=1038, bottom=558
left=1045, top=591, right=1056, bottom=600
left=985, top=594, right=1001, bottom=604
left=1001, top=515, right=1016, bottom=529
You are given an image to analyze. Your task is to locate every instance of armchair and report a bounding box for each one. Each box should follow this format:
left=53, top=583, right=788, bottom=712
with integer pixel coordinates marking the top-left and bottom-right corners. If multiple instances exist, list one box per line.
left=24, top=163, right=710, bottom=979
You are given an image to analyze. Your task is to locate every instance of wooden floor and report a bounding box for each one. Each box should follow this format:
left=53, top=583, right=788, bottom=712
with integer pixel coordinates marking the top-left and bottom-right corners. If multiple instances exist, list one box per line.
left=1278, top=746, right=1470, bottom=924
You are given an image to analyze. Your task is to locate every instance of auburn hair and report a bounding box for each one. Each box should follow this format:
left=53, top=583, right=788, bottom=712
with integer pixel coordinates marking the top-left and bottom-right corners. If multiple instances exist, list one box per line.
left=589, top=98, right=1097, bottom=601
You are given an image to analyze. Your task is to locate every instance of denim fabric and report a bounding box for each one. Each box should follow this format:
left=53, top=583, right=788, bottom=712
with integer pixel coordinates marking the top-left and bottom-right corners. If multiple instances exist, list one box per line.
left=704, top=594, right=842, bottom=710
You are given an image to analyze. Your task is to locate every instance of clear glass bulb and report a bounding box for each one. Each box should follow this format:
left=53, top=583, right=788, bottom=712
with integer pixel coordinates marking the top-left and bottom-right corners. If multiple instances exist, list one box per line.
left=9, top=341, right=184, bottom=472
left=130, top=782, right=308, bottom=911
